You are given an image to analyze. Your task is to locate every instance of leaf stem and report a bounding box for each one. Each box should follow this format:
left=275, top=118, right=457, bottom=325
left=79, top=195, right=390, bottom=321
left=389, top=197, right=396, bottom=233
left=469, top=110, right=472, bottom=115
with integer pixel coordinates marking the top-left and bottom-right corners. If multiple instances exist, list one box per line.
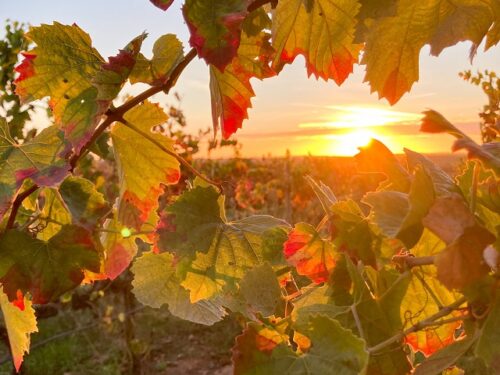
left=368, top=297, right=467, bottom=354
left=392, top=254, right=435, bottom=269
left=5, top=184, right=38, bottom=230
left=470, top=160, right=480, bottom=213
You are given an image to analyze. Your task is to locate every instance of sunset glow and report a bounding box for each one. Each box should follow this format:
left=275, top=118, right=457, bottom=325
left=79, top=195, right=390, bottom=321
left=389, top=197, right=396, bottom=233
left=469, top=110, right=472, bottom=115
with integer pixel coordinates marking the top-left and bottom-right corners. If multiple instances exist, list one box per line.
left=299, top=106, right=422, bottom=129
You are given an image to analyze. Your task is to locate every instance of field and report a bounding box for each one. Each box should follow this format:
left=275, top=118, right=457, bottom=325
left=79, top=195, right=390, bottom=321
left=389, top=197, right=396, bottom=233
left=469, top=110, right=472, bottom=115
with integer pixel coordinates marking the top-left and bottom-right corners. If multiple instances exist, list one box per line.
left=0, top=153, right=464, bottom=375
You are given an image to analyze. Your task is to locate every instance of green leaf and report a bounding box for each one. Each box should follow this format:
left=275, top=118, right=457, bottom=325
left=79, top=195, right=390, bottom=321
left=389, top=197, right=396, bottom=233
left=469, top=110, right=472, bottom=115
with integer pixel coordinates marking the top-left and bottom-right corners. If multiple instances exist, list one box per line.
left=405, top=148, right=459, bottom=197
left=0, top=288, right=38, bottom=372
left=156, top=184, right=289, bottom=302
left=0, top=119, right=70, bottom=220
left=131, top=251, right=226, bottom=325
left=414, top=335, right=477, bottom=375
left=475, top=295, right=500, bottom=369
left=239, top=263, right=282, bottom=317
left=37, top=188, right=71, bottom=241
left=233, top=315, right=369, bottom=375
left=183, top=0, right=249, bottom=70
left=362, top=0, right=496, bottom=104
left=59, top=176, right=109, bottom=230
left=129, top=34, right=184, bottom=85
left=0, top=225, right=100, bottom=304
left=111, top=100, right=180, bottom=229
left=272, top=0, right=361, bottom=84
left=363, top=165, right=435, bottom=248
left=210, top=8, right=275, bottom=138
left=14, top=23, right=105, bottom=152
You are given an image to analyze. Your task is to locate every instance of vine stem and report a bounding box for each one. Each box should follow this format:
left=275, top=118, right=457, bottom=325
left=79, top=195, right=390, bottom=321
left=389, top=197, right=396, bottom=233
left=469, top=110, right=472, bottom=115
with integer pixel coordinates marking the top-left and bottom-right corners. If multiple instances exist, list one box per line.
left=470, top=160, right=480, bottom=213
left=119, top=117, right=223, bottom=192
left=367, top=297, right=467, bottom=354
left=4, top=49, right=197, bottom=231
left=392, top=254, right=435, bottom=269
left=4, top=0, right=275, bottom=230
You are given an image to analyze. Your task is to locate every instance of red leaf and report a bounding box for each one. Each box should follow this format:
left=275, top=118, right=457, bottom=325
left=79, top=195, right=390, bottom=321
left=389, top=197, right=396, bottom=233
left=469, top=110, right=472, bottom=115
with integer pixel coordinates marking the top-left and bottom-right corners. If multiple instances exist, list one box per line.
left=283, top=223, right=335, bottom=283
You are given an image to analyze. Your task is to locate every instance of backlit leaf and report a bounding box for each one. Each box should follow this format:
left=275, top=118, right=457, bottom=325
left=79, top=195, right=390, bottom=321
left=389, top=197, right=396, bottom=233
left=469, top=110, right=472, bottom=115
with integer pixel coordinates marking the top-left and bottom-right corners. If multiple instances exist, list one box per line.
left=233, top=315, right=369, bottom=375
left=183, top=0, right=249, bottom=70
left=363, top=0, right=496, bottom=104
left=111, top=100, right=180, bottom=229
left=0, top=119, right=70, bottom=220
left=283, top=222, right=335, bottom=283
left=475, top=295, right=500, bottom=369
left=210, top=9, right=275, bottom=138
left=355, top=139, right=410, bottom=191
left=272, top=0, right=361, bottom=83
left=131, top=251, right=226, bottom=325
left=59, top=176, right=109, bottom=230
left=149, top=0, right=174, bottom=11
left=0, top=226, right=100, bottom=304
left=14, top=23, right=105, bottom=152
left=0, top=288, right=38, bottom=372
left=129, top=34, right=184, bottom=85
left=155, top=184, right=289, bottom=302
left=239, top=262, right=282, bottom=316
left=413, top=334, right=477, bottom=375
left=92, top=33, right=146, bottom=100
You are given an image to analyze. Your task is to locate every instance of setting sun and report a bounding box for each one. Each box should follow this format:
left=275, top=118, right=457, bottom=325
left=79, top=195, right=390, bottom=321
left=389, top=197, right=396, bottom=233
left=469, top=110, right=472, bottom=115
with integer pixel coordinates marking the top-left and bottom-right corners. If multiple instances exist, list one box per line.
left=299, top=106, right=422, bottom=129
left=324, top=129, right=378, bottom=156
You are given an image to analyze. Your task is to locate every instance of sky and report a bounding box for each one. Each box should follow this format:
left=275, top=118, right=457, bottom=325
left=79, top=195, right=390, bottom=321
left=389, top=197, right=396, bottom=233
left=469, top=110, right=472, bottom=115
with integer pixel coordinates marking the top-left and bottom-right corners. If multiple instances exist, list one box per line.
left=1, top=0, right=499, bottom=157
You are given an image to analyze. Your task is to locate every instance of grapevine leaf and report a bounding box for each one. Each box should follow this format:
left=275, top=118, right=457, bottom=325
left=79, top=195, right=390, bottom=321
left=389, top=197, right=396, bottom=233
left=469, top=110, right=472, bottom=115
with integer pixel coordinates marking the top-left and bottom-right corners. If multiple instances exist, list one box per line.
left=182, top=0, right=249, bottom=70
left=0, top=119, right=71, bottom=220
left=475, top=295, right=500, bottom=369
left=92, top=33, right=146, bottom=100
left=155, top=185, right=223, bottom=256
left=354, top=0, right=397, bottom=41
left=239, top=263, right=282, bottom=317
left=405, top=149, right=459, bottom=197
left=272, top=0, right=361, bottom=84
left=210, top=9, right=275, bottom=139
left=355, top=139, right=410, bottom=191
left=292, top=257, right=411, bottom=374
left=59, top=176, right=109, bottom=230
left=362, top=0, right=496, bottom=104
left=101, top=215, right=139, bottom=280
left=420, top=109, right=467, bottom=138
left=37, top=188, right=72, bottom=241
left=149, top=0, right=174, bottom=11
left=131, top=251, right=226, bottom=325
left=423, top=195, right=479, bottom=245
left=129, top=34, right=184, bottom=85
left=283, top=222, right=335, bottom=283
left=0, top=226, right=100, bottom=304
left=156, top=184, right=289, bottom=302
left=14, top=23, right=105, bottom=152
left=402, top=231, right=463, bottom=355
left=420, top=110, right=500, bottom=173
left=434, top=226, right=495, bottom=290
left=181, top=215, right=289, bottom=302
left=232, top=315, right=369, bottom=375
left=0, top=288, right=38, bottom=372
left=111, top=100, right=180, bottom=230
left=413, top=335, right=477, bottom=375
left=364, top=165, right=435, bottom=248
left=486, top=1, right=500, bottom=49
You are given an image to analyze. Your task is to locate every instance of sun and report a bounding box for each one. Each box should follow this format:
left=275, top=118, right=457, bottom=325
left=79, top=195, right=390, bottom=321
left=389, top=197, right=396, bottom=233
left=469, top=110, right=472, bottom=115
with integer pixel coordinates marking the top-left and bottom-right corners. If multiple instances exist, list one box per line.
left=327, top=129, right=377, bottom=156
